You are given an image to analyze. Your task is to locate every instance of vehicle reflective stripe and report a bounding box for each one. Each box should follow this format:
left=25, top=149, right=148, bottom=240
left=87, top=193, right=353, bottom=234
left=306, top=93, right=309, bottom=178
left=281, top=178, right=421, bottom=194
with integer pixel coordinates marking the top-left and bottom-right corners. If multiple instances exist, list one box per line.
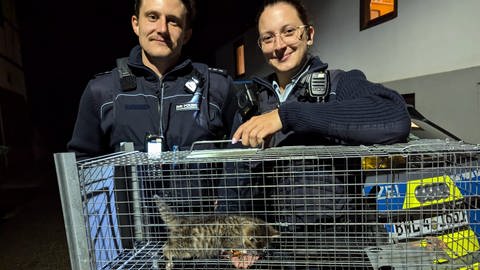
left=457, top=262, right=480, bottom=270
left=433, top=258, right=449, bottom=264
left=437, top=228, right=480, bottom=259
left=402, top=175, right=464, bottom=209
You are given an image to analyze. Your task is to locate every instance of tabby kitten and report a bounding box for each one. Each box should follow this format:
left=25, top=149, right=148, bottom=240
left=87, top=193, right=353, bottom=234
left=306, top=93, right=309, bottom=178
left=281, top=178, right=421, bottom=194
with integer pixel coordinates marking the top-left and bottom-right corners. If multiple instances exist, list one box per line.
left=153, top=195, right=280, bottom=270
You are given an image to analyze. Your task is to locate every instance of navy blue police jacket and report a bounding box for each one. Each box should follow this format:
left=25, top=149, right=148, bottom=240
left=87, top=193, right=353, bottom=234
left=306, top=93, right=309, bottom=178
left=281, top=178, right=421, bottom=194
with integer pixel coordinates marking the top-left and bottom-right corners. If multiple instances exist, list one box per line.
left=252, top=56, right=411, bottom=147
left=68, top=45, right=239, bottom=159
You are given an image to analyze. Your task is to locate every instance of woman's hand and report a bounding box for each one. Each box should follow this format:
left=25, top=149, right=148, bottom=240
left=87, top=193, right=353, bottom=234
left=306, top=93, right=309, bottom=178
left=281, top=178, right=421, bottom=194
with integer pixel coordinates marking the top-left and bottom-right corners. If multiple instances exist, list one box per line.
left=232, top=109, right=283, bottom=147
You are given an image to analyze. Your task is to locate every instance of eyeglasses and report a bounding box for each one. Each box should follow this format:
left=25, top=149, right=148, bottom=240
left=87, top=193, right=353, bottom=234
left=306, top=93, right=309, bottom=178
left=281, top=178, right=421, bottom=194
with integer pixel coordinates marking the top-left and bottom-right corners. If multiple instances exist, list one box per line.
left=257, top=25, right=311, bottom=50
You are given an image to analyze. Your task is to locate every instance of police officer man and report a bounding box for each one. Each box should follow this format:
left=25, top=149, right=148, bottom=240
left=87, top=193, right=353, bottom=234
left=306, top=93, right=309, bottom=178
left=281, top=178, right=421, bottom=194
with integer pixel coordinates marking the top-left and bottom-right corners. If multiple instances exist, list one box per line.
left=68, top=0, right=238, bottom=159
left=67, top=2, right=240, bottom=268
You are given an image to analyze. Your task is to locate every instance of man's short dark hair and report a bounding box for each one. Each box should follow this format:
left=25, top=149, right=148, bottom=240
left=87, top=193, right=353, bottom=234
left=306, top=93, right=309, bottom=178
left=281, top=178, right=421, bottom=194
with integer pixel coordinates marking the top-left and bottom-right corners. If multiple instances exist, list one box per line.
left=134, top=0, right=196, bottom=29
left=257, top=0, right=310, bottom=26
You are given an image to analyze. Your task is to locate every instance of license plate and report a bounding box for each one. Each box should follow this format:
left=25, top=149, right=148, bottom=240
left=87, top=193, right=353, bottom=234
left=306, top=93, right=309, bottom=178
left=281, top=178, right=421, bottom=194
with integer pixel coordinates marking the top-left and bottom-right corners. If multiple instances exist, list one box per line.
left=391, top=210, right=469, bottom=240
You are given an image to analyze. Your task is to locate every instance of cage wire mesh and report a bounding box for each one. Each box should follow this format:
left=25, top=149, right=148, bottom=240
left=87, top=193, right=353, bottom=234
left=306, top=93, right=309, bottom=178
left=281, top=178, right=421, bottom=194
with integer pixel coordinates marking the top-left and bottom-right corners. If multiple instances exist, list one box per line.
left=55, top=139, right=480, bottom=270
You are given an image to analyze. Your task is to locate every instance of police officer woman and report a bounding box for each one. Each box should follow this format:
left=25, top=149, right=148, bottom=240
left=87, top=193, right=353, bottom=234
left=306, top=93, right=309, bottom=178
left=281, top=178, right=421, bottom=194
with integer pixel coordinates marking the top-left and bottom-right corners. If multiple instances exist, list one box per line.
left=232, top=0, right=410, bottom=148
left=227, top=0, right=411, bottom=268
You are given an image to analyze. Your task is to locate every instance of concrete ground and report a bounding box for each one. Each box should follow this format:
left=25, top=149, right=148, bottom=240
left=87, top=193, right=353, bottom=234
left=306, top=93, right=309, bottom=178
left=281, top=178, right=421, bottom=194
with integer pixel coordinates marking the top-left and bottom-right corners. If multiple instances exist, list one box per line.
left=0, top=168, right=71, bottom=270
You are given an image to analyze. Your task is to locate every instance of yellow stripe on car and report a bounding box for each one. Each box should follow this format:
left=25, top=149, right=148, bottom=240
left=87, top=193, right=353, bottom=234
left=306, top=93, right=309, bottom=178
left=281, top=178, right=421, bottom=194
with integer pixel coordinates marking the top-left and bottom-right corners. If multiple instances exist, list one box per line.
left=457, top=262, right=480, bottom=270
left=437, top=229, right=480, bottom=259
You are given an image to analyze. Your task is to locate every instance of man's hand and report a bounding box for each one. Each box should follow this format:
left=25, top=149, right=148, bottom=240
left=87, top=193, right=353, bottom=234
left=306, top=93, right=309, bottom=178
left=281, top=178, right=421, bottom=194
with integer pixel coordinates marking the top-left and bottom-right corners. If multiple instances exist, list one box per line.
left=232, top=109, right=282, bottom=147
left=231, top=254, right=259, bottom=269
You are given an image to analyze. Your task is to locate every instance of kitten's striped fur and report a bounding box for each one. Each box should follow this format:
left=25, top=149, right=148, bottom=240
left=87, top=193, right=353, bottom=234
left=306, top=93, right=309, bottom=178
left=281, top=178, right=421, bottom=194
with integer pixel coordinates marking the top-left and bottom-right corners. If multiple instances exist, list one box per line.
left=153, top=195, right=280, bottom=269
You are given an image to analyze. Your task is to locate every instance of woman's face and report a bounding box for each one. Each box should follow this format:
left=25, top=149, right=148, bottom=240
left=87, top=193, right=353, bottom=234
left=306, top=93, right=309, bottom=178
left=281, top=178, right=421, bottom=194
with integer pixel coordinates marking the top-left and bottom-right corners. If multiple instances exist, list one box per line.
left=258, top=2, right=313, bottom=78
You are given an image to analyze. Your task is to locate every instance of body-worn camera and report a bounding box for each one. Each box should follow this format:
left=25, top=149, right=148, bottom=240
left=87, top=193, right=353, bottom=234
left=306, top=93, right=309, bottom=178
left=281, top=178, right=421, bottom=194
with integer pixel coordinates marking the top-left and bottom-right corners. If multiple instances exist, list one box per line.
left=145, top=134, right=163, bottom=158
left=237, top=82, right=258, bottom=121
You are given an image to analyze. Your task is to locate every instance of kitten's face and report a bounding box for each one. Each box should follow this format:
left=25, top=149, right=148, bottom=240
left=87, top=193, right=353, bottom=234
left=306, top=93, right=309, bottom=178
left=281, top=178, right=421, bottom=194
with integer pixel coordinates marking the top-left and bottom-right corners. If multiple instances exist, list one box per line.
left=242, top=224, right=280, bottom=253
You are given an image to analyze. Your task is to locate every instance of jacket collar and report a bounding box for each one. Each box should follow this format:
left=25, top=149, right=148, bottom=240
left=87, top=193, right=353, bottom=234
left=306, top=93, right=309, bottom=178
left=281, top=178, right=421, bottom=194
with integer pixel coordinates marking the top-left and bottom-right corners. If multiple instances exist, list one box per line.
left=252, top=55, right=329, bottom=90
left=127, top=45, right=194, bottom=81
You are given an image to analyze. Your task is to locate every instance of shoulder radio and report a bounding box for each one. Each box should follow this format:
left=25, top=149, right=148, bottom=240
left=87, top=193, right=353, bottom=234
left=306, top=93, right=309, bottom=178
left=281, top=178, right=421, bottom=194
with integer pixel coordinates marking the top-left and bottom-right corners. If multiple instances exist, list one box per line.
left=300, top=71, right=330, bottom=103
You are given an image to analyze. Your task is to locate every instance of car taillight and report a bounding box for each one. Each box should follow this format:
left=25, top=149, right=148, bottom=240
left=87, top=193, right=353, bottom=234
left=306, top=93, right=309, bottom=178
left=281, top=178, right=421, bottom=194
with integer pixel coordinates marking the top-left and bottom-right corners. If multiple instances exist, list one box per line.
left=414, top=182, right=450, bottom=203
left=361, top=156, right=406, bottom=170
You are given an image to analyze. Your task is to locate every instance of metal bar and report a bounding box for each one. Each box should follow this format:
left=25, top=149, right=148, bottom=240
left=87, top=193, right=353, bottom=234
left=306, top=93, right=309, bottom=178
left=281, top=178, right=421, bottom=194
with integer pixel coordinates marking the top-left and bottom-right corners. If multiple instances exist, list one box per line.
left=189, top=139, right=264, bottom=152
left=54, top=152, right=91, bottom=270
left=120, top=142, right=144, bottom=242
left=116, top=242, right=150, bottom=270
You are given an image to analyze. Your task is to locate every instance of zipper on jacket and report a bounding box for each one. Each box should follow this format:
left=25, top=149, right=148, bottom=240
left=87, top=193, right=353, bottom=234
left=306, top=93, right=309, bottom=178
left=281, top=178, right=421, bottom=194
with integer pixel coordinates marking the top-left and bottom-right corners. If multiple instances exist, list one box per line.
left=152, top=61, right=198, bottom=150
left=158, top=80, right=166, bottom=147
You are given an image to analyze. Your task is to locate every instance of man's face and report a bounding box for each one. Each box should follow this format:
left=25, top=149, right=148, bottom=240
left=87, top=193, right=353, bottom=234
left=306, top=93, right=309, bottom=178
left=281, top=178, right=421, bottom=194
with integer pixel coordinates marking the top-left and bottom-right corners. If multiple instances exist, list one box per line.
left=258, top=2, right=313, bottom=77
left=132, top=0, right=191, bottom=67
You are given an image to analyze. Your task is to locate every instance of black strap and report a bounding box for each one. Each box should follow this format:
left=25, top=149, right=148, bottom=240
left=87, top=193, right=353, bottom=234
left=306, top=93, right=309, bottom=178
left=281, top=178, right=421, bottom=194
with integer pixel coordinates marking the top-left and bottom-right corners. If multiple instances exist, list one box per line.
left=236, top=81, right=258, bottom=120
left=327, top=69, right=340, bottom=102
left=116, top=57, right=136, bottom=91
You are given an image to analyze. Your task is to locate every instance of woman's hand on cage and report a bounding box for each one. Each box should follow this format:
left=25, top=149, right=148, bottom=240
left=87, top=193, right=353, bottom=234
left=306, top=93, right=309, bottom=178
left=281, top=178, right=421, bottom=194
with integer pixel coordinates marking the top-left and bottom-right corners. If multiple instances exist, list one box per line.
left=232, top=109, right=282, bottom=147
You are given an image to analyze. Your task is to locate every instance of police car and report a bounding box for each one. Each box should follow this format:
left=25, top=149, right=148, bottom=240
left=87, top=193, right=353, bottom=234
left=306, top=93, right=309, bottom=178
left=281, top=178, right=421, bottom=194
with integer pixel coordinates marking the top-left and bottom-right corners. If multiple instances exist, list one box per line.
left=361, top=106, right=480, bottom=269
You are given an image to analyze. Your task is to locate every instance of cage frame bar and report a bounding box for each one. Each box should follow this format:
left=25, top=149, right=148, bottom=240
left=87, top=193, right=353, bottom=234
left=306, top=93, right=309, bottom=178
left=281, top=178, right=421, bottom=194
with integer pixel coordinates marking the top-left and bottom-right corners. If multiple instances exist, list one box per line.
left=54, top=152, right=91, bottom=270
left=120, top=142, right=145, bottom=242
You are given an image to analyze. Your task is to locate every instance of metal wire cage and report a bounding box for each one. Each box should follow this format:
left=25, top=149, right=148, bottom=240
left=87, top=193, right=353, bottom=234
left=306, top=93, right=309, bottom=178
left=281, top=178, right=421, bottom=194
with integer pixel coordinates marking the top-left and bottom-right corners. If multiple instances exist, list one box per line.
left=54, top=139, right=480, bottom=270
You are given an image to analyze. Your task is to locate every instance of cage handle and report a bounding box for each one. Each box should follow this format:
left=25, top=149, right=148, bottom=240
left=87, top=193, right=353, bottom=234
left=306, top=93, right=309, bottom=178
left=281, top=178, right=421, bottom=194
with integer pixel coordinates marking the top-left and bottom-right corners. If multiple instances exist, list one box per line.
left=189, top=139, right=264, bottom=152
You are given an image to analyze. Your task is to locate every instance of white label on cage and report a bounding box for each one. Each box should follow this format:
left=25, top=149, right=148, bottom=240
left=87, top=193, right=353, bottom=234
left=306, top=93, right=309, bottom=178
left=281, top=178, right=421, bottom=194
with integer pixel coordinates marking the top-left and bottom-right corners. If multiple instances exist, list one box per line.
left=391, top=210, right=468, bottom=240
